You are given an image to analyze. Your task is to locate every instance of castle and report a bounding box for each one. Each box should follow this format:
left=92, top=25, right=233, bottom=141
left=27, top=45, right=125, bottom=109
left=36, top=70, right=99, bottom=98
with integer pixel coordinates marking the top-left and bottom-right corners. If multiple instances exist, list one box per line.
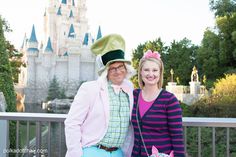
left=17, top=0, right=101, bottom=104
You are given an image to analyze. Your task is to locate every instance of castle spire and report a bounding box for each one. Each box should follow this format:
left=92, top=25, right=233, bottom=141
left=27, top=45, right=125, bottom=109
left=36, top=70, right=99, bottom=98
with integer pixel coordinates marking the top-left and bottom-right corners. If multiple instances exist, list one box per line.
left=27, top=25, right=39, bottom=53
left=21, top=33, right=27, bottom=49
left=57, top=6, right=62, bottom=15
left=68, top=24, right=75, bottom=38
left=83, top=33, right=89, bottom=45
left=69, top=10, right=74, bottom=18
left=61, top=0, right=67, bottom=4
left=29, top=25, right=38, bottom=43
left=96, top=26, right=102, bottom=40
left=44, top=37, right=53, bottom=52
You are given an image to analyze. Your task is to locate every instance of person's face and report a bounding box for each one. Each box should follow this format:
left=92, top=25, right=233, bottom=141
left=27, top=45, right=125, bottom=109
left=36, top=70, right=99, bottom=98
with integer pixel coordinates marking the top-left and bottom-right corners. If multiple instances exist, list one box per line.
left=141, top=60, right=160, bottom=87
left=107, top=62, right=127, bottom=85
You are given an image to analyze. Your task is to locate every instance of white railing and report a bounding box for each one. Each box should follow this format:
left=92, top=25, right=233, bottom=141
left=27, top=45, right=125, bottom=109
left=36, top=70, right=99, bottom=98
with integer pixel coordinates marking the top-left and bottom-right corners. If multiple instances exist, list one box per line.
left=0, top=112, right=67, bottom=157
left=0, top=112, right=236, bottom=157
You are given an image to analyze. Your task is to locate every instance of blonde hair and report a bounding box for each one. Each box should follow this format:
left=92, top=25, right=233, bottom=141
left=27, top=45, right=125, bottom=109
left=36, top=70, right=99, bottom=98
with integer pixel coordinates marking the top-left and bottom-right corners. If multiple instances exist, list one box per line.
left=138, top=57, right=164, bottom=89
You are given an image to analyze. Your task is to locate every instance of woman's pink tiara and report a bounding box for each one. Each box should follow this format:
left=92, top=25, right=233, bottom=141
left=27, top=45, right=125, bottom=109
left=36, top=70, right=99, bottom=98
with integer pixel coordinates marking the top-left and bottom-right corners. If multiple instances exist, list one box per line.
left=142, top=50, right=161, bottom=60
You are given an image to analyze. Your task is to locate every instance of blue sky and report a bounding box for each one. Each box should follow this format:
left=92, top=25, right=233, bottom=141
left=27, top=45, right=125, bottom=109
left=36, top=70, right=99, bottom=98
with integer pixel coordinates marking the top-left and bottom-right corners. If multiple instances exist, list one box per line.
left=0, top=0, right=215, bottom=58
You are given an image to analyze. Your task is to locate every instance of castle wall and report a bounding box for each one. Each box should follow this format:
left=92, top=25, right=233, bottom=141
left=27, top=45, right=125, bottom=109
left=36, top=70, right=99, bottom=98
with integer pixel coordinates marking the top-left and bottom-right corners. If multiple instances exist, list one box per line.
left=23, top=50, right=96, bottom=104
left=18, top=0, right=98, bottom=105
left=55, top=57, right=69, bottom=84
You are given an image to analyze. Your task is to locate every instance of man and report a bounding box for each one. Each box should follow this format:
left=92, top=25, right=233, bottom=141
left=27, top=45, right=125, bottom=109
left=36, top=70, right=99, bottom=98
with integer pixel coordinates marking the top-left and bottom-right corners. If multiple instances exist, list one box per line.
left=65, top=34, right=134, bottom=157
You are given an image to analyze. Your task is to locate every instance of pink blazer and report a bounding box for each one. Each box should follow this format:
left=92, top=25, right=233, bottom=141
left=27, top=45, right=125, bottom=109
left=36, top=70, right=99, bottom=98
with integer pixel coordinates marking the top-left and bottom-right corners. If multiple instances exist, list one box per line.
left=64, top=77, right=134, bottom=157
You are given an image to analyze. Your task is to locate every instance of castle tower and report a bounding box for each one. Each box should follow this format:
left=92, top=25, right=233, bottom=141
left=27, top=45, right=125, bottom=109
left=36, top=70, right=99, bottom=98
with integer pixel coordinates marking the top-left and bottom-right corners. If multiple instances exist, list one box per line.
left=17, top=0, right=102, bottom=105
left=26, top=25, right=39, bottom=87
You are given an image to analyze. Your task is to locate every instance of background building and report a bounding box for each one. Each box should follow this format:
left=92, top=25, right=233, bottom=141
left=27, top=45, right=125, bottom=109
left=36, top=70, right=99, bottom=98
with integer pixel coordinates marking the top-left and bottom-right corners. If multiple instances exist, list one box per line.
left=16, top=0, right=101, bottom=104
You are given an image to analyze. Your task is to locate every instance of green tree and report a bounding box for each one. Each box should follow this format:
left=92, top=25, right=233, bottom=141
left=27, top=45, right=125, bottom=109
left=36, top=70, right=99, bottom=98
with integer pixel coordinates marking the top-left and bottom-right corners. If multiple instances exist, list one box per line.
left=210, top=0, right=236, bottom=67
left=0, top=16, right=16, bottom=112
left=0, top=17, right=24, bottom=83
left=210, top=0, right=236, bottom=17
left=216, top=13, right=236, bottom=66
left=165, top=38, right=198, bottom=85
left=196, top=1, right=236, bottom=88
left=6, top=41, right=25, bottom=83
left=0, top=15, right=16, bottom=150
left=196, top=29, right=222, bottom=88
left=47, top=76, right=61, bottom=100
left=47, top=76, right=66, bottom=100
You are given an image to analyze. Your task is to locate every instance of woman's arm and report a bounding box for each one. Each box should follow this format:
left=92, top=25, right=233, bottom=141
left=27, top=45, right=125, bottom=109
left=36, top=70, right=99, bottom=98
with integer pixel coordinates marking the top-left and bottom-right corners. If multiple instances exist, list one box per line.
left=167, top=94, right=185, bottom=157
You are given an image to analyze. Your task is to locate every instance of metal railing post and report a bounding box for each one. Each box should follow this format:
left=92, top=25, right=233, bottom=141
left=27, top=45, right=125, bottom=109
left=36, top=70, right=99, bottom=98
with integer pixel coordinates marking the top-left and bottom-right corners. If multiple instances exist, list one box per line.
left=0, top=120, right=8, bottom=157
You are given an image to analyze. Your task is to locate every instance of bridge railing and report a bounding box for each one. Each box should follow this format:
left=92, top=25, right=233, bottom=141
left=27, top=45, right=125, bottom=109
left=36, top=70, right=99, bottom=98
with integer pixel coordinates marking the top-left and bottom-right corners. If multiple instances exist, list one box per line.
left=0, top=112, right=236, bottom=157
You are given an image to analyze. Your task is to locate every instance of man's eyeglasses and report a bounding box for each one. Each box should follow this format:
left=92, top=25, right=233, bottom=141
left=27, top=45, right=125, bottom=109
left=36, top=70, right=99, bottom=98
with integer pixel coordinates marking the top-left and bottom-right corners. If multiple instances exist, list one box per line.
left=108, top=64, right=126, bottom=73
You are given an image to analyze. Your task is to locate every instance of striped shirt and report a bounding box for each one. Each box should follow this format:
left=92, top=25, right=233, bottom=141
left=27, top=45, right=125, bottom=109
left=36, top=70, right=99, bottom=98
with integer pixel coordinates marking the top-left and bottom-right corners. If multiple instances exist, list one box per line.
left=131, top=89, right=185, bottom=157
left=98, top=82, right=130, bottom=147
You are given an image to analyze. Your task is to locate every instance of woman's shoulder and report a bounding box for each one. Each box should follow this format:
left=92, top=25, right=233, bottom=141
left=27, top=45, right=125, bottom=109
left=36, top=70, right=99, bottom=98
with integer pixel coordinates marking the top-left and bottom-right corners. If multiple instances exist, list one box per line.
left=161, top=89, right=172, bottom=95
left=160, top=89, right=179, bottom=105
left=160, top=89, right=176, bottom=98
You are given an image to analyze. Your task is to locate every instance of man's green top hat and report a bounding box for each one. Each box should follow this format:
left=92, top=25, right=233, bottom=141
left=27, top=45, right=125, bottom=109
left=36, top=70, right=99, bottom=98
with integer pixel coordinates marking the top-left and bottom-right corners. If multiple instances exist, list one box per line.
left=91, top=34, right=131, bottom=75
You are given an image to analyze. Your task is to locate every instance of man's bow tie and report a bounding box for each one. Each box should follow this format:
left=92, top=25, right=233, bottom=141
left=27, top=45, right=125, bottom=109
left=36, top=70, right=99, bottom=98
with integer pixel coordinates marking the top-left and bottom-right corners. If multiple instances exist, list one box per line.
left=111, top=84, right=122, bottom=94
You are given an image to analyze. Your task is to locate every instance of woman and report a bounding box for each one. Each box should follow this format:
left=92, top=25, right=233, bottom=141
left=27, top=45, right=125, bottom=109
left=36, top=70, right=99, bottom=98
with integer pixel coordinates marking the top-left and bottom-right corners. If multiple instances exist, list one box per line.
left=131, top=50, right=185, bottom=157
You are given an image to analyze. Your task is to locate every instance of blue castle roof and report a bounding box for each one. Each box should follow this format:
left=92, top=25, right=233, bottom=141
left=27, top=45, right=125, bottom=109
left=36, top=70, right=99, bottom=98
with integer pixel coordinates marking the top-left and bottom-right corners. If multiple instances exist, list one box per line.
left=61, top=0, right=67, bottom=4
left=63, top=51, right=69, bottom=56
left=69, top=10, right=73, bottom=18
left=68, top=24, right=75, bottom=38
left=83, top=33, right=89, bottom=45
left=45, top=37, right=53, bottom=52
left=57, top=6, right=62, bottom=15
left=96, top=26, right=102, bottom=40
left=29, top=25, right=38, bottom=43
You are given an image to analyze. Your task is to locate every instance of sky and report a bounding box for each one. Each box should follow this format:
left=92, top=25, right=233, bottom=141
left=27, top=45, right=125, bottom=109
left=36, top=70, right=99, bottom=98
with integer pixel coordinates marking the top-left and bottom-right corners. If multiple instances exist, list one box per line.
left=0, top=0, right=216, bottom=58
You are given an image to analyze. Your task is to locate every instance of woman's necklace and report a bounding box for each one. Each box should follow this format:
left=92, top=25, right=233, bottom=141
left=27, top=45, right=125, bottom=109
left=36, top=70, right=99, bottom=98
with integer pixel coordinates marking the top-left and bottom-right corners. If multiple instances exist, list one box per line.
left=142, top=88, right=161, bottom=102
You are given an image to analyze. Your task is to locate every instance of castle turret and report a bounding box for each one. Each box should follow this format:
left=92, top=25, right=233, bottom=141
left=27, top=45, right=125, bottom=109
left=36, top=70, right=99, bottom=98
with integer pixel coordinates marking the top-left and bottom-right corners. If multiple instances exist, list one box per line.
left=43, top=37, right=55, bottom=74
left=27, top=25, right=39, bottom=54
left=25, top=25, right=39, bottom=89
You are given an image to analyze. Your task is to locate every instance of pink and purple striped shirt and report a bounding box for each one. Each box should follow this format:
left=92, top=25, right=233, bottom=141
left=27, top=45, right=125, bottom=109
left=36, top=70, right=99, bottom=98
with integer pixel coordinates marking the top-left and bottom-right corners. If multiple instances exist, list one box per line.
left=131, top=89, right=185, bottom=157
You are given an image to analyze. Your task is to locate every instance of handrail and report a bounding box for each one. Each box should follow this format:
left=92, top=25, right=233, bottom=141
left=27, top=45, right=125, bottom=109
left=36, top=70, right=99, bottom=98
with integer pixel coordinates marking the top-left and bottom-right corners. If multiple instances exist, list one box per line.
left=1, top=112, right=236, bottom=127
left=183, top=117, right=236, bottom=127
left=0, top=112, right=236, bottom=157
left=0, top=112, right=67, bottom=122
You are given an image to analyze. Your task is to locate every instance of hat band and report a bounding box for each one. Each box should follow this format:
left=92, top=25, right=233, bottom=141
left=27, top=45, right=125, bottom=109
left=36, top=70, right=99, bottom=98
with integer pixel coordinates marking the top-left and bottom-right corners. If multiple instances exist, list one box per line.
left=101, top=50, right=125, bottom=66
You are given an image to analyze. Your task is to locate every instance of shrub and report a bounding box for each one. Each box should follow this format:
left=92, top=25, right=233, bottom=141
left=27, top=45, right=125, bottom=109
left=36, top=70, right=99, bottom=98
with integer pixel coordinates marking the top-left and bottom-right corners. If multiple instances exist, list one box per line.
left=189, top=74, right=236, bottom=117
left=213, top=74, right=236, bottom=96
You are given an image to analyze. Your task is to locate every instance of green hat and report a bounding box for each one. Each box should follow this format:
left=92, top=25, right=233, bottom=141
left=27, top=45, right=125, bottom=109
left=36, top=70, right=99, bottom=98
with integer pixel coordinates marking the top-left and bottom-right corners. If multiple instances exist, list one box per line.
left=91, top=34, right=131, bottom=75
